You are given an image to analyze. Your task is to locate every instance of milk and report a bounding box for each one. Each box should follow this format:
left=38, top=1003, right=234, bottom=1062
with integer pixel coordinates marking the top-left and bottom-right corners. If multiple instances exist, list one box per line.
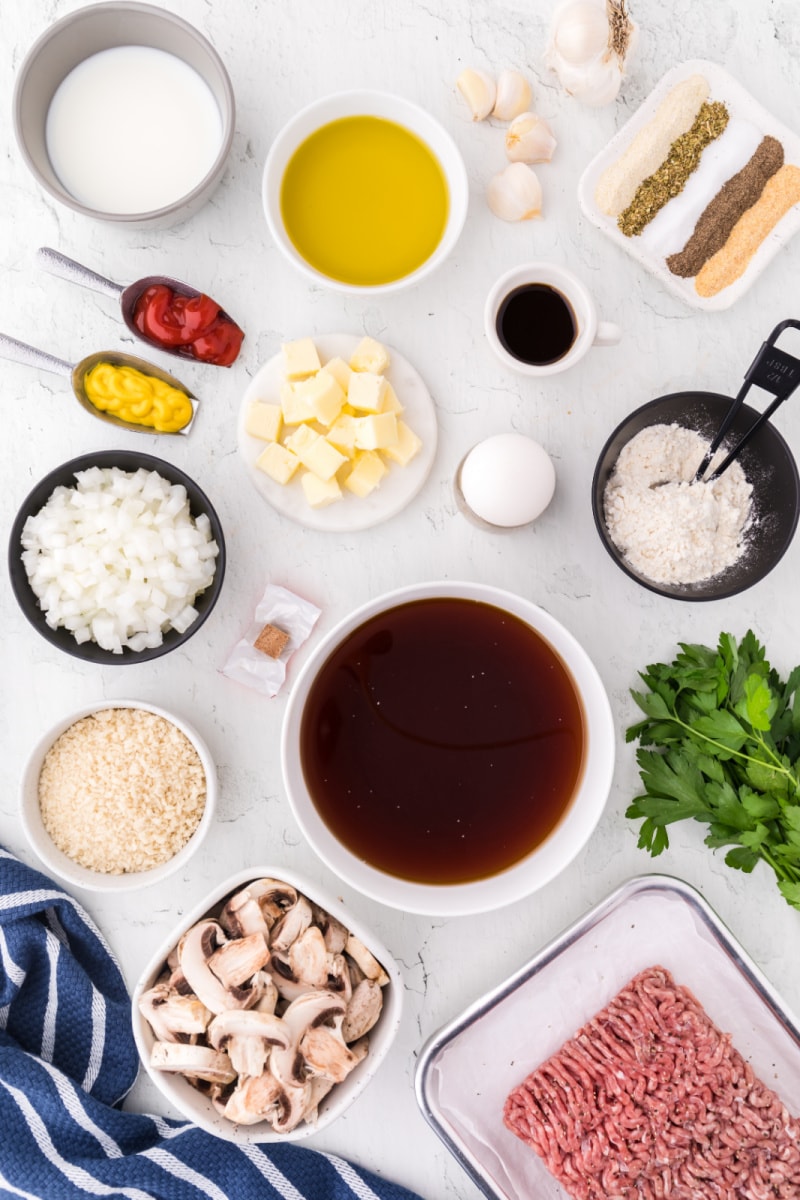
left=45, top=45, right=224, bottom=214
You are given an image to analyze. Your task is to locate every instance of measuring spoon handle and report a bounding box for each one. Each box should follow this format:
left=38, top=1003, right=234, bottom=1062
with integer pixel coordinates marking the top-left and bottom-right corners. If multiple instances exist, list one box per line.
left=0, top=332, right=73, bottom=378
left=37, top=246, right=124, bottom=301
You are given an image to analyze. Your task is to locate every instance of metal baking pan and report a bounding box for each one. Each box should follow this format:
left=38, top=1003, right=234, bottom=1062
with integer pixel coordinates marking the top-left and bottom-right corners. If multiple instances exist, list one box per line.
left=414, top=873, right=800, bottom=1200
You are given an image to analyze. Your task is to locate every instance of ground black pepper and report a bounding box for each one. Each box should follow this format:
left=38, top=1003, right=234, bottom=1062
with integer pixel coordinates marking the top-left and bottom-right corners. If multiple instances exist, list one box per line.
left=666, top=136, right=784, bottom=277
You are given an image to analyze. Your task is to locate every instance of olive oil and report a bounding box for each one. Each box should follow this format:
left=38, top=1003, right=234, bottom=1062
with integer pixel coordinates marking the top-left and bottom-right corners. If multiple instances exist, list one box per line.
left=300, top=598, right=585, bottom=885
left=280, top=116, right=449, bottom=287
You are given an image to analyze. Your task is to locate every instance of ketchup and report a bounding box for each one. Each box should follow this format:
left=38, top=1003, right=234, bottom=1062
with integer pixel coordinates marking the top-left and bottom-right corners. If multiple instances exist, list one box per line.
left=133, top=285, right=244, bottom=366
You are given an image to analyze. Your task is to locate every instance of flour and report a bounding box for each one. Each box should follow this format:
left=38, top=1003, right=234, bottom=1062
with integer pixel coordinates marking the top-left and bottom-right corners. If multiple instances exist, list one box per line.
left=603, top=423, right=753, bottom=584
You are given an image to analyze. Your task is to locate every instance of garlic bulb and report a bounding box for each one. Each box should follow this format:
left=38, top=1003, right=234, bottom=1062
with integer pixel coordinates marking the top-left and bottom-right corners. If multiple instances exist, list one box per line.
left=505, top=113, right=557, bottom=164
left=545, top=0, right=637, bottom=107
left=492, top=70, right=532, bottom=121
left=487, top=163, right=543, bottom=221
left=457, top=69, right=496, bottom=121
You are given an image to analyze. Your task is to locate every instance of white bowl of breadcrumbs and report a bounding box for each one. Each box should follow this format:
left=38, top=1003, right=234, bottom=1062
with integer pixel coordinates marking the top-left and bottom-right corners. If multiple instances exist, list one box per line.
left=20, top=700, right=217, bottom=891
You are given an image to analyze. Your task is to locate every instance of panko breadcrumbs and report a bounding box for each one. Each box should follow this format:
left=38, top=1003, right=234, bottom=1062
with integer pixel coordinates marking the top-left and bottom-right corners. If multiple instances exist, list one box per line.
left=38, top=708, right=207, bottom=874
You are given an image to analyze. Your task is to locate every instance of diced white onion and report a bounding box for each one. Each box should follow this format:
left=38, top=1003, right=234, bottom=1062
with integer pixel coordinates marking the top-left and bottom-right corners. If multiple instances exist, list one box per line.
left=21, top=466, right=219, bottom=653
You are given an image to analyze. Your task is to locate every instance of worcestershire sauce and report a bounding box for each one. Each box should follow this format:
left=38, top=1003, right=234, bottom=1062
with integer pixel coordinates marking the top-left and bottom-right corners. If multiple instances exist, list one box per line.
left=497, top=283, right=577, bottom=366
left=300, top=598, right=585, bottom=884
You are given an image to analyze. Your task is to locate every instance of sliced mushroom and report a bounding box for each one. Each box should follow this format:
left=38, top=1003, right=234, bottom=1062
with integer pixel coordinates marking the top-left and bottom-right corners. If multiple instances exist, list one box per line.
left=269, top=1081, right=313, bottom=1134
left=219, top=878, right=298, bottom=941
left=150, top=1040, right=236, bottom=1085
left=342, top=978, right=383, bottom=1043
left=207, top=1009, right=290, bottom=1078
left=288, top=925, right=330, bottom=988
left=270, top=990, right=347, bottom=1090
left=300, top=1020, right=358, bottom=1083
left=208, top=931, right=270, bottom=989
left=138, top=983, right=212, bottom=1044
left=267, top=952, right=309, bottom=1003
left=312, top=906, right=349, bottom=955
left=252, top=971, right=279, bottom=1014
left=345, top=933, right=390, bottom=986
left=223, top=1071, right=284, bottom=1125
left=179, top=920, right=260, bottom=1014
left=303, top=1075, right=334, bottom=1126
left=271, top=895, right=313, bottom=953
left=326, top=953, right=353, bottom=1003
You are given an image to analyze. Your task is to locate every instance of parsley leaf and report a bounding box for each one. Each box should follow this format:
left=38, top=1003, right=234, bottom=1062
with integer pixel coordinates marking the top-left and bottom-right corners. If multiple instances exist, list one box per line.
left=626, top=631, right=800, bottom=912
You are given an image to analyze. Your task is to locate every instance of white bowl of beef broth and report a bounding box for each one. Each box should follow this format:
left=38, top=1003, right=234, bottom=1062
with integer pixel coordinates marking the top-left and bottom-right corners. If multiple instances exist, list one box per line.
left=281, top=582, right=614, bottom=916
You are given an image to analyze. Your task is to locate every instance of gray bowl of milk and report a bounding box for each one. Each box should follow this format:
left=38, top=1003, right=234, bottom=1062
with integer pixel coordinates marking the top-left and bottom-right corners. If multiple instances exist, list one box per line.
left=13, top=1, right=235, bottom=227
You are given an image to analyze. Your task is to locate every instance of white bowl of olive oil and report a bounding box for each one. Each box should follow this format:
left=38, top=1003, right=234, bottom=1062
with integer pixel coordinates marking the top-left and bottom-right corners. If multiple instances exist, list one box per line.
left=263, top=90, right=468, bottom=294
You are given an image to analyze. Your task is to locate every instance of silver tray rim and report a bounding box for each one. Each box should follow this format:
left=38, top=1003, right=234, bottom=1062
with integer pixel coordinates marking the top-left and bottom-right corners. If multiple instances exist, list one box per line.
left=414, top=871, right=800, bottom=1200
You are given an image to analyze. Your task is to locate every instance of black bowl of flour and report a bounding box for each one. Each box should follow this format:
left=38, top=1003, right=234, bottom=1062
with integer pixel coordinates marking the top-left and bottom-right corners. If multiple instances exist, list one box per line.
left=591, top=391, right=800, bottom=601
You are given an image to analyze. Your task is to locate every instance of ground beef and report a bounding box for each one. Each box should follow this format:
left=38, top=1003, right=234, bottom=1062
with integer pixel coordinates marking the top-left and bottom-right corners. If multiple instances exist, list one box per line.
left=503, top=965, right=800, bottom=1199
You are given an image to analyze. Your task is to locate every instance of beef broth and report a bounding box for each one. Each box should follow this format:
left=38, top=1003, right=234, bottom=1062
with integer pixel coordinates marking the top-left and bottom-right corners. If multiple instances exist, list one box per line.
left=299, top=598, right=585, bottom=884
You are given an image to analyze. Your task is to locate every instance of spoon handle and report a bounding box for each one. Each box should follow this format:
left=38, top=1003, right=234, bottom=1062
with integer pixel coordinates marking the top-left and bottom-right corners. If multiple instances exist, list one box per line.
left=0, top=332, right=73, bottom=378
left=37, top=246, right=124, bottom=301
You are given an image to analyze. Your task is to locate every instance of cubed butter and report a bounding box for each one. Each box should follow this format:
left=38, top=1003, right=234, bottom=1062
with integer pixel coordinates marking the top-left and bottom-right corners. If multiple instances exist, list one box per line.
left=255, top=442, right=300, bottom=484
left=326, top=413, right=358, bottom=454
left=343, top=451, right=387, bottom=498
left=383, top=419, right=422, bottom=465
left=285, top=425, right=347, bottom=481
left=295, top=371, right=345, bottom=427
left=354, top=412, right=398, bottom=451
left=282, top=337, right=321, bottom=380
left=246, top=402, right=283, bottom=442
left=349, top=336, right=390, bottom=374
left=379, top=381, right=404, bottom=414
left=320, top=356, right=353, bottom=392
left=347, top=371, right=387, bottom=413
left=280, top=382, right=315, bottom=425
left=301, top=471, right=342, bottom=508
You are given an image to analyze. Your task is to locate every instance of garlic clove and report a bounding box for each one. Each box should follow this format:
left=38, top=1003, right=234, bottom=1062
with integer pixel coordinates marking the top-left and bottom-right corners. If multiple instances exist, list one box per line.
left=487, top=163, right=543, bottom=221
left=456, top=69, right=496, bottom=121
left=505, top=112, right=557, bottom=164
left=491, top=69, right=533, bottom=122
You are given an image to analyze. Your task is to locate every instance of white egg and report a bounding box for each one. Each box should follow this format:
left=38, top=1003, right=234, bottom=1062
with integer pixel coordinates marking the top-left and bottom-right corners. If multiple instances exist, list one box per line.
left=459, top=433, right=556, bottom=527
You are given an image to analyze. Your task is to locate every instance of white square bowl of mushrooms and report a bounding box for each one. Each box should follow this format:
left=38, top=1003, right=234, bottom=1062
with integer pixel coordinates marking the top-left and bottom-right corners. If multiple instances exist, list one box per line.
left=132, top=866, right=403, bottom=1142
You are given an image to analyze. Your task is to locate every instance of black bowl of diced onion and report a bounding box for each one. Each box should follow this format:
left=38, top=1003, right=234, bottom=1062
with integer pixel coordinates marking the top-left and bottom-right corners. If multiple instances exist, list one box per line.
left=8, top=450, right=226, bottom=664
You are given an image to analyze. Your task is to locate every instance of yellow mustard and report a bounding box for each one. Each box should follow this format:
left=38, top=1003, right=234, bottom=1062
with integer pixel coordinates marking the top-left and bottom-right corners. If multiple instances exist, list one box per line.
left=83, top=362, right=193, bottom=433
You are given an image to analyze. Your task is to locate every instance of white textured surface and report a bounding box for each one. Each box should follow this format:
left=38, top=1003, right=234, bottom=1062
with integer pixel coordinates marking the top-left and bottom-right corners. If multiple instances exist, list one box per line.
left=2, top=3, right=800, bottom=1198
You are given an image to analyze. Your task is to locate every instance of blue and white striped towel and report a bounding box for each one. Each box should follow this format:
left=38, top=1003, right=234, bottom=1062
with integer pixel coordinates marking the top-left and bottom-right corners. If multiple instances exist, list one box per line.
left=0, top=847, right=425, bottom=1200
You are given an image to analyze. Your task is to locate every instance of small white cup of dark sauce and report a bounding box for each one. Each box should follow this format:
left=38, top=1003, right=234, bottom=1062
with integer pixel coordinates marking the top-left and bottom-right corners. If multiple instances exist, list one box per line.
left=484, top=262, right=621, bottom=377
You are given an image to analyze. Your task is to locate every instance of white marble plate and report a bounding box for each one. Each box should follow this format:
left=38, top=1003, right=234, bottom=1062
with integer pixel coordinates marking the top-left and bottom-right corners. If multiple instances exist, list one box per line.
left=578, top=59, right=800, bottom=311
left=237, top=334, right=438, bottom=531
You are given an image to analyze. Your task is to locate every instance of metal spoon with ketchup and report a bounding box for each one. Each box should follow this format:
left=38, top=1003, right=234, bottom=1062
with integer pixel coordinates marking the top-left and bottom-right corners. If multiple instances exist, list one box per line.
left=37, top=247, right=245, bottom=368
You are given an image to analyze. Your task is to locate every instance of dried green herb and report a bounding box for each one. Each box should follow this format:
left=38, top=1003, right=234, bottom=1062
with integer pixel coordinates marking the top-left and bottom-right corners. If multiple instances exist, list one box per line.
left=618, top=100, right=729, bottom=238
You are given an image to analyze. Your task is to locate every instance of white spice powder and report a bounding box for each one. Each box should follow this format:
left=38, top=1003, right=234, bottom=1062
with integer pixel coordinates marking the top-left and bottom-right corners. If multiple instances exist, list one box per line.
left=39, top=707, right=207, bottom=874
left=603, top=423, right=753, bottom=585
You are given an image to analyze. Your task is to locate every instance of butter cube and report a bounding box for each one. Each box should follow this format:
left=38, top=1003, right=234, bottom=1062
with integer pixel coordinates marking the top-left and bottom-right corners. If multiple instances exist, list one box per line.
left=350, top=337, right=390, bottom=374
left=255, top=442, right=300, bottom=484
left=320, top=356, right=353, bottom=392
left=343, top=451, right=387, bottom=498
left=246, top=402, right=283, bottom=442
left=280, top=382, right=315, bottom=425
left=379, top=381, right=404, bottom=414
left=295, top=371, right=345, bottom=427
left=301, top=471, right=342, bottom=508
left=282, top=338, right=321, bottom=380
left=354, top=412, right=398, bottom=451
left=383, top=419, right=422, bottom=466
left=285, top=425, right=347, bottom=481
left=326, top=413, right=358, bottom=454
left=347, top=371, right=387, bottom=413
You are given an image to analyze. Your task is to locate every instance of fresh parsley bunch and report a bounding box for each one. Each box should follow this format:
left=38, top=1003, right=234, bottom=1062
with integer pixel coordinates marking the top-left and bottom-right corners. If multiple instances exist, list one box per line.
left=626, top=630, right=800, bottom=910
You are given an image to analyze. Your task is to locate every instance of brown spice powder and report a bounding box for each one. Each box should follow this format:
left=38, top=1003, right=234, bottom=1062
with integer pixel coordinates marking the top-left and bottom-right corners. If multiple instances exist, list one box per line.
left=695, top=163, right=800, bottom=297
left=667, top=136, right=784, bottom=277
